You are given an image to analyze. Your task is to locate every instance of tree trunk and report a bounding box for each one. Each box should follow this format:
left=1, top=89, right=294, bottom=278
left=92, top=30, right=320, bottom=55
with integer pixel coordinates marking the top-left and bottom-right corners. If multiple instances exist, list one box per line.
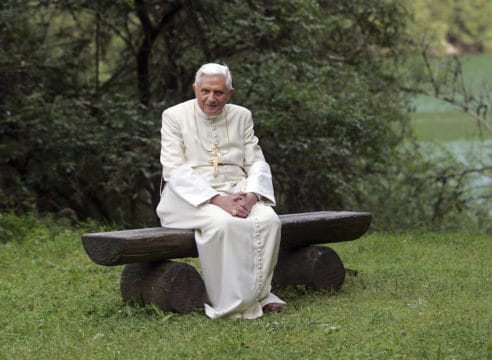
left=134, top=0, right=184, bottom=106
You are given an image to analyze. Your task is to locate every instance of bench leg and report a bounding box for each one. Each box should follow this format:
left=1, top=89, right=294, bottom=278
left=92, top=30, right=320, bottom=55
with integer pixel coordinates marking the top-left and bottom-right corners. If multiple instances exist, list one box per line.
left=120, top=260, right=207, bottom=314
left=273, top=245, right=346, bottom=291
left=120, top=246, right=345, bottom=314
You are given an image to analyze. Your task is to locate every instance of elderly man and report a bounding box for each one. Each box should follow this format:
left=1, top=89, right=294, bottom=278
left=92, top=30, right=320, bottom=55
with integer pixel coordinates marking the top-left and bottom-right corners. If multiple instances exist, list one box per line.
left=156, top=63, right=285, bottom=319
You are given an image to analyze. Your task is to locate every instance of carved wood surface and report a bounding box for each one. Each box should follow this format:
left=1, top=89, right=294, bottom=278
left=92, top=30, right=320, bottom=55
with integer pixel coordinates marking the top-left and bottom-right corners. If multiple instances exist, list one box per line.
left=82, top=211, right=371, bottom=266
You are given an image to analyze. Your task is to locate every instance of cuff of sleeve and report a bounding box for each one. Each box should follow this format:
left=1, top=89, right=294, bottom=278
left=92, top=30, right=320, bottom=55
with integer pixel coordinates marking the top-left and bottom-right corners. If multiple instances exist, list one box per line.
left=167, top=165, right=219, bottom=207
left=245, top=162, right=276, bottom=205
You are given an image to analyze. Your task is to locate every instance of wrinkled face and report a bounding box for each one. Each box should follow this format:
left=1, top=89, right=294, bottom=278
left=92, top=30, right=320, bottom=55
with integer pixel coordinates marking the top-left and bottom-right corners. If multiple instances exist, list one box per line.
left=193, top=75, right=234, bottom=115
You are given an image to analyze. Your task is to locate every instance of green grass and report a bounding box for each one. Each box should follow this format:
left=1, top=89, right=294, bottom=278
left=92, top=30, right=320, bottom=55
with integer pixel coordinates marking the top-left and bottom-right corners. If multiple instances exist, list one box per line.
left=1, top=217, right=490, bottom=359
left=410, top=53, right=492, bottom=142
left=410, top=111, right=492, bottom=142
left=459, top=53, right=492, bottom=91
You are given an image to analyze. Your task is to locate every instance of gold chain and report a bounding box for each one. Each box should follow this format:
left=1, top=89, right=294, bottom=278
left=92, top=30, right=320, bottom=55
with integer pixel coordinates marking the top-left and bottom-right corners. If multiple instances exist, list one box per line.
left=194, top=102, right=230, bottom=154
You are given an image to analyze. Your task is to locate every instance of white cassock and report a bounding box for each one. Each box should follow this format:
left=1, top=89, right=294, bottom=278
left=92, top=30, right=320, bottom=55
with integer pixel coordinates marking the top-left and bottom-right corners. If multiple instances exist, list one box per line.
left=156, top=99, right=285, bottom=319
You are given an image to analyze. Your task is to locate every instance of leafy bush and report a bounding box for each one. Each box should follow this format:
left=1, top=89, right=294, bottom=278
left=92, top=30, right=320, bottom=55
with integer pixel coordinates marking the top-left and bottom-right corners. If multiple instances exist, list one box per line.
left=0, top=212, right=42, bottom=243
left=344, top=143, right=492, bottom=233
left=1, top=94, right=161, bottom=225
left=1, top=0, right=489, bottom=232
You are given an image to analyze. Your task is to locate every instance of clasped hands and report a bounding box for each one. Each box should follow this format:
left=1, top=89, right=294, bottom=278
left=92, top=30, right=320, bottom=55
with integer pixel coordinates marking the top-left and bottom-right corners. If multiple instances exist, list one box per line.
left=210, top=192, right=258, bottom=218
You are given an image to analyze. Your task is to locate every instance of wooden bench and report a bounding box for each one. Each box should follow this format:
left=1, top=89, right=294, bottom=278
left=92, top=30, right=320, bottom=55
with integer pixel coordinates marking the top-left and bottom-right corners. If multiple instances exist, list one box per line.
left=82, top=211, right=371, bottom=314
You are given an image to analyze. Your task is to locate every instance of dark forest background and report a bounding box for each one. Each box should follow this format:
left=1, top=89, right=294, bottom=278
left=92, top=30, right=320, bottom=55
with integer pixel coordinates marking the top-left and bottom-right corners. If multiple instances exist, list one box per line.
left=1, top=0, right=491, bottom=232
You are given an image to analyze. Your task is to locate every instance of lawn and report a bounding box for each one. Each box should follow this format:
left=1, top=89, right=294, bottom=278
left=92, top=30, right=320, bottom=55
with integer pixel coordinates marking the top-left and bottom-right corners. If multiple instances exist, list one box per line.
left=411, top=111, right=492, bottom=142
left=410, top=53, right=492, bottom=142
left=0, top=217, right=490, bottom=359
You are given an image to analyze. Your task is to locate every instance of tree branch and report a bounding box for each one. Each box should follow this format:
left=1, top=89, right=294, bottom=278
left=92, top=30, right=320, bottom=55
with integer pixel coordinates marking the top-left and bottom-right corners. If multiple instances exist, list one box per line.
left=402, top=85, right=492, bottom=132
left=133, top=0, right=184, bottom=105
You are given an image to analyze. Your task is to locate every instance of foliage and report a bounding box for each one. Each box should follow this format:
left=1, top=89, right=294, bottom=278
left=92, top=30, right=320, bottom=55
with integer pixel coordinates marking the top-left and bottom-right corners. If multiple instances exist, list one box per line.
left=1, top=215, right=490, bottom=358
left=345, top=141, right=492, bottom=233
left=1, top=94, right=160, bottom=224
left=0, top=211, right=102, bottom=243
left=0, top=212, right=41, bottom=243
left=397, top=44, right=492, bottom=224
left=0, top=0, right=489, bottom=231
left=218, top=1, right=410, bottom=213
left=402, top=0, right=492, bottom=53
left=0, top=0, right=407, bottom=223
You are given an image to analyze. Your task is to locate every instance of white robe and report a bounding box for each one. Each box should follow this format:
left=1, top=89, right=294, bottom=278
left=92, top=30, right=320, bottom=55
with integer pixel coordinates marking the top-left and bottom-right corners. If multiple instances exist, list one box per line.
left=156, top=99, right=285, bottom=319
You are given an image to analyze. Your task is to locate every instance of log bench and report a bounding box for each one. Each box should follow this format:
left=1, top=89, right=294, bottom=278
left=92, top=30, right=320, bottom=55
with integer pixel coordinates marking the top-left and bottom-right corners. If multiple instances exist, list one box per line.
left=82, top=211, right=371, bottom=314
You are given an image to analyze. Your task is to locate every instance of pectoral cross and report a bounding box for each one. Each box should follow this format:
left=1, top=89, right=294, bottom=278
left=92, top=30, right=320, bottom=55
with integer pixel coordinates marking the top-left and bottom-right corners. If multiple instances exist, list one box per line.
left=209, top=144, right=223, bottom=177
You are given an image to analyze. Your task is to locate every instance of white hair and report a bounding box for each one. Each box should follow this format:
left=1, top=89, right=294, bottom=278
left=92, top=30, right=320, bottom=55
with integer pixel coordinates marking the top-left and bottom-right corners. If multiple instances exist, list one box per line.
left=194, top=63, right=233, bottom=89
